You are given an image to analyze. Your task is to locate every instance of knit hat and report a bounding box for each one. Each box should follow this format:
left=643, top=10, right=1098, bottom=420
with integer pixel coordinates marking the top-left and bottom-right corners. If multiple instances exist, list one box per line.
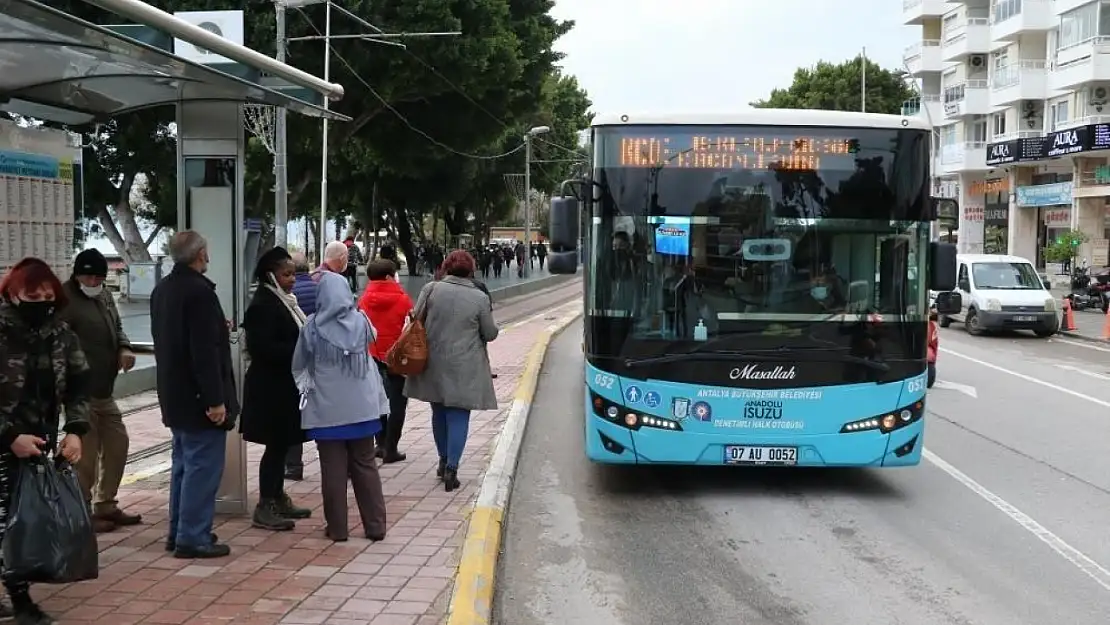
left=73, top=249, right=108, bottom=278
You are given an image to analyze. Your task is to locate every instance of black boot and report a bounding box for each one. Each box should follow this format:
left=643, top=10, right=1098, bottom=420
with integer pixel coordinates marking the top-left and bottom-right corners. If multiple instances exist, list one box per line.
left=436, top=457, right=447, bottom=479
left=11, top=589, right=53, bottom=625
left=444, top=468, right=461, bottom=492
left=252, top=499, right=295, bottom=531
left=383, top=411, right=407, bottom=463
left=275, top=493, right=312, bottom=519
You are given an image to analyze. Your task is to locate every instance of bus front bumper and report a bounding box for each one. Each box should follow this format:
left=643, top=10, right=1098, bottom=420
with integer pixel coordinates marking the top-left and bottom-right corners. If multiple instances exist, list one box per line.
left=585, top=412, right=924, bottom=468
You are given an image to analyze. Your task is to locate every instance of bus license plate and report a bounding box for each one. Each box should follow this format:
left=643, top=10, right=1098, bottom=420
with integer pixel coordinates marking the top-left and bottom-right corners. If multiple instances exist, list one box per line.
left=1014, top=315, right=1036, bottom=322
left=724, top=445, right=797, bottom=465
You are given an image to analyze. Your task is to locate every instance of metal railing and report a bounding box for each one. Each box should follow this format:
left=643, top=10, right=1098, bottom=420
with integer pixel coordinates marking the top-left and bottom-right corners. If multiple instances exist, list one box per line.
left=991, top=130, right=1043, bottom=142
left=904, top=39, right=942, bottom=59
left=1056, top=114, right=1110, bottom=130
left=991, top=59, right=1047, bottom=89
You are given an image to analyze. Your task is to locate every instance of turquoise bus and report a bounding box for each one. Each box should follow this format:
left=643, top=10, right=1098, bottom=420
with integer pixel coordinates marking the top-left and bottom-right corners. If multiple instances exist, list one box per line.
left=545, top=109, right=961, bottom=467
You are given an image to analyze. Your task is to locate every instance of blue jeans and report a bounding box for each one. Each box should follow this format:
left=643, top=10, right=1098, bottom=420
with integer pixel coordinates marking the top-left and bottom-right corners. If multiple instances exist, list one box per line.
left=430, top=404, right=471, bottom=470
left=169, top=428, right=227, bottom=548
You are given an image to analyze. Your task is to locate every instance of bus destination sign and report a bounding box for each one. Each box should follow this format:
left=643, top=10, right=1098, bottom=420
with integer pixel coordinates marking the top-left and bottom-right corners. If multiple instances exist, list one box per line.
left=618, top=135, right=859, bottom=170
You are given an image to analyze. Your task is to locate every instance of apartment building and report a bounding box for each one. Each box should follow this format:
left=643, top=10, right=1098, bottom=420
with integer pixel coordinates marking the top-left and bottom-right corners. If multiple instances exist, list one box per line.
left=903, top=0, right=1110, bottom=269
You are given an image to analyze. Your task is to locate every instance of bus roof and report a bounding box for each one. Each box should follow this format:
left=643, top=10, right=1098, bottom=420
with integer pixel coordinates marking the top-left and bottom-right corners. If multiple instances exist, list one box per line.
left=591, top=110, right=931, bottom=131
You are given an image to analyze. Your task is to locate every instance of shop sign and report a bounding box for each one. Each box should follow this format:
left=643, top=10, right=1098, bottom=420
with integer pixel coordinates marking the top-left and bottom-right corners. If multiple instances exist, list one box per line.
left=1015, top=182, right=1073, bottom=207
left=964, top=205, right=984, bottom=222
left=983, top=123, right=1110, bottom=165
left=1044, top=208, right=1072, bottom=228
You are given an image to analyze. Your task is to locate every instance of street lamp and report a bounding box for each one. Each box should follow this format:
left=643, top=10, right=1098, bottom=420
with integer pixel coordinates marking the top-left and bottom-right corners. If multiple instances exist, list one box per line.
left=523, top=125, right=550, bottom=277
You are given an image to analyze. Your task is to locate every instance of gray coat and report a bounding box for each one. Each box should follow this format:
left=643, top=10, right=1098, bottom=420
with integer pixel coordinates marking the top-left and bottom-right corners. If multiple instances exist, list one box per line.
left=404, top=276, right=499, bottom=410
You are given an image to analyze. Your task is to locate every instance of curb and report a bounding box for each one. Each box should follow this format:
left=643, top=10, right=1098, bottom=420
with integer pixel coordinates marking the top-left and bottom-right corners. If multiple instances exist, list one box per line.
left=1057, top=330, right=1108, bottom=344
left=445, top=308, right=582, bottom=625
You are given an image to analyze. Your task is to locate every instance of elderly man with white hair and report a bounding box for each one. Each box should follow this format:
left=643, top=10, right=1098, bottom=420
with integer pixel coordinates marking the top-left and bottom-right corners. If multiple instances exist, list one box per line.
left=285, top=240, right=350, bottom=481
left=150, top=230, right=238, bottom=558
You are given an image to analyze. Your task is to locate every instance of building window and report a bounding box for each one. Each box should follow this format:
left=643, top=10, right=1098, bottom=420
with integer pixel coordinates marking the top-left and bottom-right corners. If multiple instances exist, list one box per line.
left=992, top=113, right=1007, bottom=137
left=971, top=118, right=988, bottom=143
left=1051, top=101, right=1070, bottom=129
left=993, top=0, right=1022, bottom=24
left=1058, top=2, right=1097, bottom=50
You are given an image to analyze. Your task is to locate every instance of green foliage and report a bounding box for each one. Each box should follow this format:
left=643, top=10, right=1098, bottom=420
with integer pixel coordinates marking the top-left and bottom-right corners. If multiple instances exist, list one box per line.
left=41, top=0, right=591, bottom=260
left=1043, top=229, right=1089, bottom=264
left=751, top=56, right=914, bottom=115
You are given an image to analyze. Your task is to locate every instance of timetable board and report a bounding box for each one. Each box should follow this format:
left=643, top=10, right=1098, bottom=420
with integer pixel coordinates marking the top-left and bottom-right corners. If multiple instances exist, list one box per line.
left=0, top=123, right=80, bottom=278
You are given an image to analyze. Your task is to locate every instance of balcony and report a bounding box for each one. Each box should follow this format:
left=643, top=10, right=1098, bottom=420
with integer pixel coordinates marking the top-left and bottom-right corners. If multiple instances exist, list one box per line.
left=943, top=80, right=992, bottom=118
left=905, top=40, right=946, bottom=75
left=902, top=94, right=945, bottom=122
left=991, top=130, right=1044, bottom=143
left=905, top=0, right=952, bottom=24
left=1050, top=37, right=1110, bottom=91
left=991, top=0, right=1054, bottom=42
left=1055, top=0, right=1092, bottom=15
left=942, top=16, right=991, bottom=61
left=938, top=142, right=989, bottom=175
left=990, top=60, right=1049, bottom=105
left=1055, top=115, right=1110, bottom=130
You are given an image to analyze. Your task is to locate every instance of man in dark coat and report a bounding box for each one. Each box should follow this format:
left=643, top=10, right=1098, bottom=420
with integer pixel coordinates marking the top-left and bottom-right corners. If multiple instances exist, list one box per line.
left=151, top=231, right=238, bottom=559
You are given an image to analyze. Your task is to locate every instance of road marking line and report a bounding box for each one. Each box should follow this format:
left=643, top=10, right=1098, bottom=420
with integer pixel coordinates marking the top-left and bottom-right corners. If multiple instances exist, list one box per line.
left=924, top=449, right=1110, bottom=592
left=509, top=301, right=580, bottom=329
left=940, top=347, right=1110, bottom=408
left=119, top=460, right=173, bottom=487
left=1053, top=337, right=1110, bottom=353
left=1054, top=363, right=1110, bottom=381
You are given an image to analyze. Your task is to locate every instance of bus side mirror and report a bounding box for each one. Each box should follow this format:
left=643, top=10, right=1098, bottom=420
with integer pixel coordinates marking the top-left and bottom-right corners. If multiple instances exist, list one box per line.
left=548, top=196, right=579, bottom=275
left=928, top=241, right=957, bottom=291
left=934, top=291, right=962, bottom=315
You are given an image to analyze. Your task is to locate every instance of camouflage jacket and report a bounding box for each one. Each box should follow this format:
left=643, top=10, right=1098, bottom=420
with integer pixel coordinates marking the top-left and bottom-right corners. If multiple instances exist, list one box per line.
left=0, top=301, right=92, bottom=447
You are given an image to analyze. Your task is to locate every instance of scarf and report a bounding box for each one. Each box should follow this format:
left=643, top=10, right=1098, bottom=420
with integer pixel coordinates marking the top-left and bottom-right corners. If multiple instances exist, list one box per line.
left=305, top=272, right=373, bottom=378
left=265, top=275, right=307, bottom=328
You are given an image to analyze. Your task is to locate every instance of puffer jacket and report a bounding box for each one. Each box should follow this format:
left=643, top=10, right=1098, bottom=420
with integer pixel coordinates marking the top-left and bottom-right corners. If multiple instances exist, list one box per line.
left=357, top=278, right=413, bottom=362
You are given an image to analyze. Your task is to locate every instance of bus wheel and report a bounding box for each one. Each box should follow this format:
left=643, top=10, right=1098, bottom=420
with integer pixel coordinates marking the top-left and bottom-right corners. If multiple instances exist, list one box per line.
left=927, top=362, right=936, bottom=388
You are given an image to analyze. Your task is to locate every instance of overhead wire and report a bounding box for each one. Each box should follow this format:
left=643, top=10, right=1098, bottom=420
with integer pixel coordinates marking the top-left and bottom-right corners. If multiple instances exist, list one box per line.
left=292, top=5, right=586, bottom=162
left=292, top=7, right=526, bottom=160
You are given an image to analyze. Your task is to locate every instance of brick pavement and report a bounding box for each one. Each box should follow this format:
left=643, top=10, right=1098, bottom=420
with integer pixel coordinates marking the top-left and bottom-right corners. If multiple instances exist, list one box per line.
left=35, top=299, right=581, bottom=625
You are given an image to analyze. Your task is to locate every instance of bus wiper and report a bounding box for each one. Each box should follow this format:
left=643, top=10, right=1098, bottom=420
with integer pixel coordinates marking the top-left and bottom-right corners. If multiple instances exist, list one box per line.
left=624, top=349, right=890, bottom=372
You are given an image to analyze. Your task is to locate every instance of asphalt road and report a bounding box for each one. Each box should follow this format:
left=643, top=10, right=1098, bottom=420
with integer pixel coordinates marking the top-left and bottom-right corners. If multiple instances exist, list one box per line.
left=494, top=320, right=1110, bottom=625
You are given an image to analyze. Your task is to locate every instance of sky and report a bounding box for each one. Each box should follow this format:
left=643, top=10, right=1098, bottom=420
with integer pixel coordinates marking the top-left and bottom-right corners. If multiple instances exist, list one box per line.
left=549, top=0, right=912, bottom=114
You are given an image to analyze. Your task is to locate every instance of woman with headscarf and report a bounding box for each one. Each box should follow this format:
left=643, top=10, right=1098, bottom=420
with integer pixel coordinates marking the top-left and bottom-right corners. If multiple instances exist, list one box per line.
left=293, top=272, right=390, bottom=542
left=404, top=250, right=499, bottom=492
left=240, top=247, right=313, bottom=532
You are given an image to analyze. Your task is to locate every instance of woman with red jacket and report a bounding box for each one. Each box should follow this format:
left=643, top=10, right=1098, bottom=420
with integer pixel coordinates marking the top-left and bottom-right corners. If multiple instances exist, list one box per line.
left=358, top=259, right=414, bottom=462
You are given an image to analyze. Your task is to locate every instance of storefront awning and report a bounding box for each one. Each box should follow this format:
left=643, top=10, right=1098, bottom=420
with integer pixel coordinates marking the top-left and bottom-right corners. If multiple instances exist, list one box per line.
left=0, top=0, right=348, bottom=126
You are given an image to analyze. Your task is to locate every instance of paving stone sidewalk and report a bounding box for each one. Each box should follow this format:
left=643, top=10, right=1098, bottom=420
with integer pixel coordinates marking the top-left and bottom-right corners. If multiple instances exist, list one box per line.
left=35, top=301, right=580, bottom=625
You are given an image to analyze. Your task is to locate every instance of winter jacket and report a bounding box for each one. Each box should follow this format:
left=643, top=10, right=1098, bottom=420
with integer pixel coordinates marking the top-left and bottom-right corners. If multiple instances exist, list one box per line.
left=292, top=273, right=318, bottom=316
left=58, top=279, right=131, bottom=399
left=358, top=278, right=414, bottom=362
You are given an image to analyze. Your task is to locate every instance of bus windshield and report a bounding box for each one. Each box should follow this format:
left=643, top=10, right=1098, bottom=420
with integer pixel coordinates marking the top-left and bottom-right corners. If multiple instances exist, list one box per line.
left=585, top=124, right=931, bottom=366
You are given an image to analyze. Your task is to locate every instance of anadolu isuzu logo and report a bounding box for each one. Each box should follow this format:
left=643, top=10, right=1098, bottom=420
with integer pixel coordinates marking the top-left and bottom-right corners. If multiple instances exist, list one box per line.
left=729, top=364, right=797, bottom=381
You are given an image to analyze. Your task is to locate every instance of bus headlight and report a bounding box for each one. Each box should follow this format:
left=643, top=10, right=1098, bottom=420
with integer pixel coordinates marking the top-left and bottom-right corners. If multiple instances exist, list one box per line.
left=590, top=391, right=683, bottom=432
left=839, top=400, right=925, bottom=434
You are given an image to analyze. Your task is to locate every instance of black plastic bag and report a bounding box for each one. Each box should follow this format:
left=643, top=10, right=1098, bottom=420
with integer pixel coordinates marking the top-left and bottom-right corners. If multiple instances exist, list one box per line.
left=2, top=457, right=99, bottom=584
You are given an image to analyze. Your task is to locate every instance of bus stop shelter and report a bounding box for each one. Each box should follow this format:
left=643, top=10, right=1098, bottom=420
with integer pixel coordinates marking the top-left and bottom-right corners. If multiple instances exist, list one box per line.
left=0, top=0, right=349, bottom=514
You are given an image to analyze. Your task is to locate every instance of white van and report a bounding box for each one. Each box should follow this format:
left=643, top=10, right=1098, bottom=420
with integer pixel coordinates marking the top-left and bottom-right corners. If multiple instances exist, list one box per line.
left=938, top=254, right=1058, bottom=337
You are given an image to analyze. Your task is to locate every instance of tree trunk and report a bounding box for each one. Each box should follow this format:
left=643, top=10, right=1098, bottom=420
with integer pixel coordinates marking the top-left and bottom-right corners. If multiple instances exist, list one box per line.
left=101, top=173, right=153, bottom=263
left=390, top=203, right=417, bottom=276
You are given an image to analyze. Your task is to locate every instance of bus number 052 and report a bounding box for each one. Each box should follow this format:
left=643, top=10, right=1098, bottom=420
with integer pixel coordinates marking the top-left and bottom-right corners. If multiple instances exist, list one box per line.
left=593, top=374, right=615, bottom=389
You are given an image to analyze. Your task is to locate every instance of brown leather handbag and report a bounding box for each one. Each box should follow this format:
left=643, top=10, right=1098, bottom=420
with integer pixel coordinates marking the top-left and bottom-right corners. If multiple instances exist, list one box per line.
left=385, top=284, right=433, bottom=375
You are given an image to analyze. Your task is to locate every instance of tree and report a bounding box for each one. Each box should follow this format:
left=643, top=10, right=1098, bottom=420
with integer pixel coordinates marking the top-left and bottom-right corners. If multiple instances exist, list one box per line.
left=751, top=55, right=914, bottom=115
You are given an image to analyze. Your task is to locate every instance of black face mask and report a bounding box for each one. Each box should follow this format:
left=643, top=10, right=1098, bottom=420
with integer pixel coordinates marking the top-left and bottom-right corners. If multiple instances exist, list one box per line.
left=15, top=301, right=56, bottom=328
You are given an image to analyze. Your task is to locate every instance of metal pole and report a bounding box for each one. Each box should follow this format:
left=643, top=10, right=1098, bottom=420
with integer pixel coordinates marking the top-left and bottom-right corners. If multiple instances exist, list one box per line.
left=81, top=0, right=344, bottom=101
left=274, top=1, right=289, bottom=247
left=861, top=47, right=867, bottom=113
left=318, top=0, right=332, bottom=259
left=371, top=181, right=379, bottom=257
left=523, top=133, right=532, bottom=277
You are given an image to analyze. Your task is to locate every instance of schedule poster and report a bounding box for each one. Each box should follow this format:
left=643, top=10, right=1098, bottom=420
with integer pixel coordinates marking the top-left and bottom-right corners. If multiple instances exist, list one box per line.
left=0, top=148, right=78, bottom=277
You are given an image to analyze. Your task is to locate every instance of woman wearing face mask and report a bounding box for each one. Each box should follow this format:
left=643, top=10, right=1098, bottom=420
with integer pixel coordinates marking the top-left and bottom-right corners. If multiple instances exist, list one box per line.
left=0, top=257, right=92, bottom=625
left=239, top=247, right=313, bottom=532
